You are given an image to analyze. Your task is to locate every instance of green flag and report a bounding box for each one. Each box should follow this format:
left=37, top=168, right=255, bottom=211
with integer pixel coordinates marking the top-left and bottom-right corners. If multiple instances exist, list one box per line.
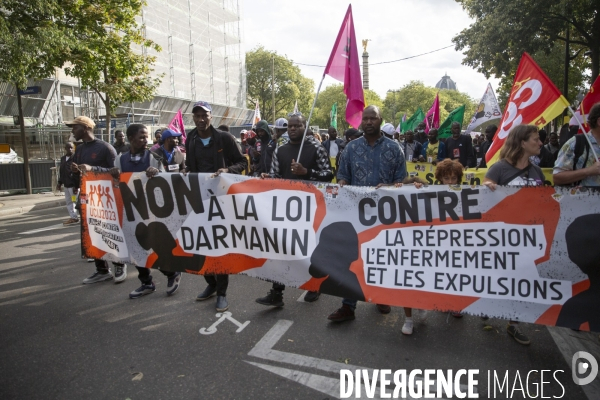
left=330, top=103, right=338, bottom=129
left=401, top=107, right=424, bottom=133
left=437, top=105, right=466, bottom=139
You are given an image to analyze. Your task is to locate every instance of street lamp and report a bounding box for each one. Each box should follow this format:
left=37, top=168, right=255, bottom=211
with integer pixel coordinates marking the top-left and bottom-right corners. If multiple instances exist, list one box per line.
left=387, top=89, right=400, bottom=126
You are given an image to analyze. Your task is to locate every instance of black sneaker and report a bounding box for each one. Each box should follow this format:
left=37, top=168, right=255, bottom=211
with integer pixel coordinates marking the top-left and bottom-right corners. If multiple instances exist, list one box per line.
left=166, top=272, right=181, bottom=296
left=256, top=290, right=284, bottom=307
left=114, top=264, right=127, bottom=283
left=304, top=291, right=320, bottom=302
left=82, top=271, right=113, bottom=284
left=507, top=324, right=531, bottom=345
left=129, top=282, right=156, bottom=299
left=196, top=285, right=217, bottom=301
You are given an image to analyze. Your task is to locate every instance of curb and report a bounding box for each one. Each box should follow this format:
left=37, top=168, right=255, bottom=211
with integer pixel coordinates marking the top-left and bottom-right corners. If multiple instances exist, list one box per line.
left=0, top=200, right=64, bottom=217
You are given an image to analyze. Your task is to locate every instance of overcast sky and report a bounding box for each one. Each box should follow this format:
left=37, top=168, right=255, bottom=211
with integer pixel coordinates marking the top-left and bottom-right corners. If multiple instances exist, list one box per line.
left=242, top=0, right=500, bottom=103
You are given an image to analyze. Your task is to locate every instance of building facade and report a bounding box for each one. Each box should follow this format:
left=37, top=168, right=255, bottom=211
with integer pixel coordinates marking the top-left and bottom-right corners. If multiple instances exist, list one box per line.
left=0, top=0, right=251, bottom=148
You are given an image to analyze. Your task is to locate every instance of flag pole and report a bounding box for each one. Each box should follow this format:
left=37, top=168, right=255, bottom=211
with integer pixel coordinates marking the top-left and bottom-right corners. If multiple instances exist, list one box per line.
left=297, top=74, right=326, bottom=160
left=567, top=105, right=599, bottom=161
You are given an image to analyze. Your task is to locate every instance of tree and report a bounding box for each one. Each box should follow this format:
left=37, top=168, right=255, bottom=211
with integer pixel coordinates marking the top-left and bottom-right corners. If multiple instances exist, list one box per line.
left=310, top=84, right=383, bottom=131
left=383, top=81, right=476, bottom=128
left=64, top=0, right=162, bottom=135
left=246, top=46, right=314, bottom=122
left=452, top=0, right=599, bottom=100
left=0, top=0, right=75, bottom=193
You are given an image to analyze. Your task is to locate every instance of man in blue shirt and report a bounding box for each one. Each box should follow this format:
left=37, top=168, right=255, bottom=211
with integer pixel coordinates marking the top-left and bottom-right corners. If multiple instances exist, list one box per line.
left=329, top=105, right=408, bottom=325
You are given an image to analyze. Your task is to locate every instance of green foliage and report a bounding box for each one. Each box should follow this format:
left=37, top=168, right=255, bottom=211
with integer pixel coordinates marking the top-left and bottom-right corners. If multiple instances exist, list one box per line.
left=246, top=46, right=314, bottom=123
left=311, top=84, right=383, bottom=131
left=0, top=0, right=73, bottom=88
left=384, top=81, right=476, bottom=127
left=453, top=0, right=599, bottom=99
left=63, top=0, right=162, bottom=129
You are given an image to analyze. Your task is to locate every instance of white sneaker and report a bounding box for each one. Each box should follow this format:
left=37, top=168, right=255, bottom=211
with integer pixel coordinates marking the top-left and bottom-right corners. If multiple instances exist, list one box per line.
left=401, top=320, right=413, bottom=335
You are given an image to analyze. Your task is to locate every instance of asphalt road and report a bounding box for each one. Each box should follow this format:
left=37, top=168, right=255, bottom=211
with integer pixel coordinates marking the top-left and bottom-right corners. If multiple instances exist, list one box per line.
left=0, top=207, right=599, bottom=400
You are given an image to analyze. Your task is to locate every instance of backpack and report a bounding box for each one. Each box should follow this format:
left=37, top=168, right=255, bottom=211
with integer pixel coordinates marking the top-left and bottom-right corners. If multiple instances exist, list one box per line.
left=557, top=134, right=590, bottom=187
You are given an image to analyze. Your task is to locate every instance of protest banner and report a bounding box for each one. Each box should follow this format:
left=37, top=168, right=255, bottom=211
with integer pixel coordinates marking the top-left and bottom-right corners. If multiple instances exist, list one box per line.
left=81, top=172, right=599, bottom=332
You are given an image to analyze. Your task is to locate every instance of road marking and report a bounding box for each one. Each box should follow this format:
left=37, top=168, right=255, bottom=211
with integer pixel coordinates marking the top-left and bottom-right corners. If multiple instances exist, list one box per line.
left=245, top=361, right=342, bottom=398
left=0, top=285, right=83, bottom=306
left=19, top=224, right=76, bottom=235
left=547, top=326, right=600, bottom=400
left=247, top=320, right=471, bottom=399
left=199, top=311, right=250, bottom=335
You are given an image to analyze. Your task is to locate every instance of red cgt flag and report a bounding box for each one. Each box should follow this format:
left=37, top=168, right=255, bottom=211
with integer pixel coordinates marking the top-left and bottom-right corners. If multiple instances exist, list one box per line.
left=570, top=76, right=600, bottom=133
left=324, top=4, right=364, bottom=129
left=486, top=53, right=569, bottom=165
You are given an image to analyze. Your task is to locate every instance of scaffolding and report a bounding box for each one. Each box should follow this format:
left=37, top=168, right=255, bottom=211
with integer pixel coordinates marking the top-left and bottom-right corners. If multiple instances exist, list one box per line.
left=0, top=0, right=251, bottom=147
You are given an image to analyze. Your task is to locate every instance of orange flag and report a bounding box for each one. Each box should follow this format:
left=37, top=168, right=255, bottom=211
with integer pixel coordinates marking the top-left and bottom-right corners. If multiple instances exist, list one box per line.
left=486, top=53, right=570, bottom=166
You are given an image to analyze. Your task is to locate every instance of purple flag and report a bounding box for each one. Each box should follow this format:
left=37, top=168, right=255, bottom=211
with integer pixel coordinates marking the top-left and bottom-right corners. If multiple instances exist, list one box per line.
left=324, top=5, right=365, bottom=128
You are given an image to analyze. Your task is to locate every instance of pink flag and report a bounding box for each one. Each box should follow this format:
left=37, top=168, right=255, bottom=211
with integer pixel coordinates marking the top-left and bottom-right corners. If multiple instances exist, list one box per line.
left=168, top=109, right=186, bottom=144
left=324, top=5, right=364, bottom=128
left=424, top=93, right=440, bottom=133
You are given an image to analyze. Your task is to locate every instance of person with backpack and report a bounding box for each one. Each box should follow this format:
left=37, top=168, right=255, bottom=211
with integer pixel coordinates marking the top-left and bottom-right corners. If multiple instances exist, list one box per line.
left=553, top=103, right=600, bottom=187
left=110, top=124, right=183, bottom=299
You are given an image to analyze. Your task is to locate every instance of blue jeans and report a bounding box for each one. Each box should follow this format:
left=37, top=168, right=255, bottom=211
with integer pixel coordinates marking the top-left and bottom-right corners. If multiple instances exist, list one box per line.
left=342, top=298, right=358, bottom=310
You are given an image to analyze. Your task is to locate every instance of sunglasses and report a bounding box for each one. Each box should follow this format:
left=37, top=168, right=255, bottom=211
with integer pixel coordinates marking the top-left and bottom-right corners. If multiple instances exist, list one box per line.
left=287, top=112, right=303, bottom=117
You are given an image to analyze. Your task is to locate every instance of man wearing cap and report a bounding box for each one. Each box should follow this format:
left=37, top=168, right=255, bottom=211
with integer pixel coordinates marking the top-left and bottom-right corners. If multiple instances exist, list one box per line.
left=186, top=101, right=247, bottom=312
left=380, top=123, right=396, bottom=141
left=155, top=129, right=185, bottom=172
left=273, top=118, right=289, bottom=147
left=67, top=116, right=127, bottom=284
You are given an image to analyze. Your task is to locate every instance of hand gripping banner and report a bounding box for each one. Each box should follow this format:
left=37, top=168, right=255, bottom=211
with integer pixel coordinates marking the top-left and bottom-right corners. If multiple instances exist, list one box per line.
left=81, top=172, right=600, bottom=332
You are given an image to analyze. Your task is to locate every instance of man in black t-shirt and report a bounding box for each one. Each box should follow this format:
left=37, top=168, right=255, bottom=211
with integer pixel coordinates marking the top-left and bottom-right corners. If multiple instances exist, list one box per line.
left=255, top=114, right=333, bottom=306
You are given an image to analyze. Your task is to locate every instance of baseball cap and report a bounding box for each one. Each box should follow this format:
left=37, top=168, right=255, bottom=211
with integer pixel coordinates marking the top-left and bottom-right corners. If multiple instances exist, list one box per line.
left=160, top=129, right=182, bottom=141
left=192, top=101, right=212, bottom=113
left=245, top=130, right=257, bottom=139
left=274, top=118, right=288, bottom=129
left=345, top=128, right=361, bottom=138
left=381, top=123, right=395, bottom=137
left=65, top=116, right=95, bottom=129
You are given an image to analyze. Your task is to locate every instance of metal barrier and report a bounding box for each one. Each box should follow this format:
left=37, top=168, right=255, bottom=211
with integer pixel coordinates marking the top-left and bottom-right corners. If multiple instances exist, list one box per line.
left=0, top=161, right=56, bottom=192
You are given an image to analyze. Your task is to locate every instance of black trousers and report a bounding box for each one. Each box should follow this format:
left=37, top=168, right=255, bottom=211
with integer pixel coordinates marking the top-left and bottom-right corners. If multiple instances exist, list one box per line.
left=136, top=266, right=175, bottom=285
left=94, top=260, right=127, bottom=273
left=204, top=274, right=228, bottom=296
left=272, top=283, right=285, bottom=292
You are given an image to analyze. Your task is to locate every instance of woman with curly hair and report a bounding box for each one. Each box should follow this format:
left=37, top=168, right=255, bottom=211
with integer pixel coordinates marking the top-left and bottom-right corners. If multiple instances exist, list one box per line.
left=434, top=158, right=464, bottom=184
